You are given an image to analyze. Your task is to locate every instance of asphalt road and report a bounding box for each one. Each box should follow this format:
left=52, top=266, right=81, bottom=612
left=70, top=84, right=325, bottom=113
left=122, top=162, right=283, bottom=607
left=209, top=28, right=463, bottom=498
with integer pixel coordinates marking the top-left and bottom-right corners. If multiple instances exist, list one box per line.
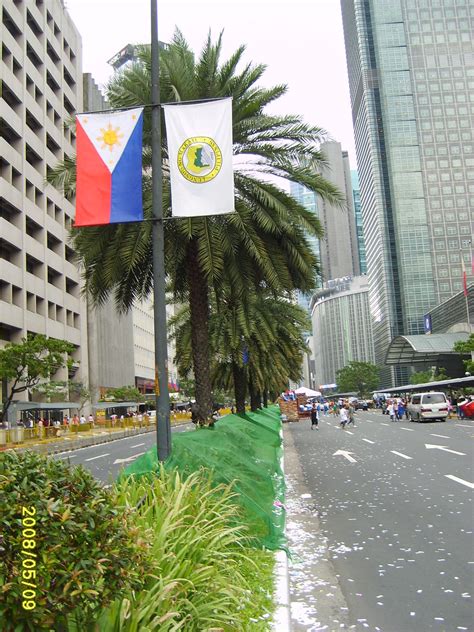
left=287, top=410, right=473, bottom=632
left=53, top=423, right=192, bottom=483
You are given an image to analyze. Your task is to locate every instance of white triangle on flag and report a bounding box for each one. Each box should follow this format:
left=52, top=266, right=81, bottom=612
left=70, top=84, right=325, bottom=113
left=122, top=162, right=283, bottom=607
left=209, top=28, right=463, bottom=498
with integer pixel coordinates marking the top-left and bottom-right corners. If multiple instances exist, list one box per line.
left=77, top=107, right=143, bottom=174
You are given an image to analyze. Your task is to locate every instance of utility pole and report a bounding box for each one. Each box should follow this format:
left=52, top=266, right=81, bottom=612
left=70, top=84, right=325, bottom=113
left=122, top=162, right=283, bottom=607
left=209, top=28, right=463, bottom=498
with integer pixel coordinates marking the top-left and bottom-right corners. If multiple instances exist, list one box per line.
left=150, top=0, right=171, bottom=460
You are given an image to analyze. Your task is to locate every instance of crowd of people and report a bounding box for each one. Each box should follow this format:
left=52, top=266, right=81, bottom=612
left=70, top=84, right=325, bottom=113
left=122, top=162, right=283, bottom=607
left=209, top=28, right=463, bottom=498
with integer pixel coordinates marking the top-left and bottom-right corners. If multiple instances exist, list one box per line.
left=308, top=398, right=357, bottom=430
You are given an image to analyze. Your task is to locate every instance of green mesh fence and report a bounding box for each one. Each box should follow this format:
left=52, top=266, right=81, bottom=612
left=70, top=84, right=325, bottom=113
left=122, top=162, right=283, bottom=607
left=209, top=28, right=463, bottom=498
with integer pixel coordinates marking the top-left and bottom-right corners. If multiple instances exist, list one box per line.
left=122, top=405, right=286, bottom=550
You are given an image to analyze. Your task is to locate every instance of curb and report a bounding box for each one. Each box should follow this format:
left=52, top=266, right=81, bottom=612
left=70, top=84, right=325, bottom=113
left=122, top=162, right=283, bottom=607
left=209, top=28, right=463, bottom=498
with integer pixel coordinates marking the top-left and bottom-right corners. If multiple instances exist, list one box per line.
left=272, top=427, right=291, bottom=631
left=6, top=422, right=192, bottom=456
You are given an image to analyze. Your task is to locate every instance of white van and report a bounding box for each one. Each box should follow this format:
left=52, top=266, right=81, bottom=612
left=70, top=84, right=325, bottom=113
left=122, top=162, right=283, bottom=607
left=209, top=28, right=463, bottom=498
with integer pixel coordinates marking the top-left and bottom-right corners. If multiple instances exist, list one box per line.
left=407, top=392, right=449, bottom=422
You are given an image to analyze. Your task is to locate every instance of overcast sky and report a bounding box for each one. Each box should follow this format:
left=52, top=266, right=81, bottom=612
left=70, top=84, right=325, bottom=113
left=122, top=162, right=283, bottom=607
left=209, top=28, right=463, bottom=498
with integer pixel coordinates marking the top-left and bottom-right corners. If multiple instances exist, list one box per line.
left=65, top=0, right=357, bottom=166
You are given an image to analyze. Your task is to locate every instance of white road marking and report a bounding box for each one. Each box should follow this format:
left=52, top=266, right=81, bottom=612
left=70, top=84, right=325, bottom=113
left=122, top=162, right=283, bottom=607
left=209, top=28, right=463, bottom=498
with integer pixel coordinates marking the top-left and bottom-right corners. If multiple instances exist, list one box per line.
left=85, top=453, right=110, bottom=462
left=456, top=424, right=473, bottom=428
left=445, top=475, right=474, bottom=490
left=113, top=451, right=146, bottom=465
left=129, top=442, right=146, bottom=448
left=381, top=423, right=389, bottom=426
left=400, top=427, right=415, bottom=432
left=365, top=420, right=373, bottom=423
left=425, top=443, right=466, bottom=456
left=345, top=430, right=354, bottom=435
left=362, top=438, right=375, bottom=444
left=391, top=450, right=412, bottom=460
left=430, top=434, right=450, bottom=439
left=333, top=450, right=357, bottom=463
left=59, top=454, right=77, bottom=459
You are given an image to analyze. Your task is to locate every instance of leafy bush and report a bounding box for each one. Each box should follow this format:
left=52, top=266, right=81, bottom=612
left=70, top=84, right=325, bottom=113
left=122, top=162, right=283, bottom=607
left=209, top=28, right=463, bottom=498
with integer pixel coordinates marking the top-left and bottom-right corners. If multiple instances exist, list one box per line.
left=94, top=467, right=274, bottom=631
left=0, top=451, right=151, bottom=631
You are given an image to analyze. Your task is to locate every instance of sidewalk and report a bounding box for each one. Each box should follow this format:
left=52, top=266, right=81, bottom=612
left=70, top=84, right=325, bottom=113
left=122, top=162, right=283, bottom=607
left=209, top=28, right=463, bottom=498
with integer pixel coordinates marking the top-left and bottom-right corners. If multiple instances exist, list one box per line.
left=1, top=420, right=190, bottom=456
left=283, top=423, right=350, bottom=631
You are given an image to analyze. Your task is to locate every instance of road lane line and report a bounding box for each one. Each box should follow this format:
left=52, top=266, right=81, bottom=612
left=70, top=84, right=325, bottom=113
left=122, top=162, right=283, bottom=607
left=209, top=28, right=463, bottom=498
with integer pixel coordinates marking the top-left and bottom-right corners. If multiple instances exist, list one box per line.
left=381, top=423, right=389, bottom=426
left=456, top=424, right=473, bottom=428
left=362, top=438, right=375, bottom=444
left=430, top=434, right=450, bottom=439
left=391, top=450, right=412, bottom=460
left=400, top=427, right=415, bottom=432
left=129, top=442, right=146, bottom=448
left=345, top=430, right=354, bottom=435
left=333, top=450, right=357, bottom=463
left=365, top=420, right=373, bottom=423
left=425, top=443, right=466, bottom=456
left=59, top=454, right=77, bottom=459
left=85, top=453, right=110, bottom=462
left=445, top=475, right=474, bottom=490
left=113, top=451, right=146, bottom=465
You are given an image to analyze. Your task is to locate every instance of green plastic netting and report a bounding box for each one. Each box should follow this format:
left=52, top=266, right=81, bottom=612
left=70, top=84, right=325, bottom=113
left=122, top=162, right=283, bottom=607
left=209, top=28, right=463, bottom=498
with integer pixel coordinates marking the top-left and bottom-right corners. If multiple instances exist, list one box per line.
left=121, top=405, right=286, bottom=550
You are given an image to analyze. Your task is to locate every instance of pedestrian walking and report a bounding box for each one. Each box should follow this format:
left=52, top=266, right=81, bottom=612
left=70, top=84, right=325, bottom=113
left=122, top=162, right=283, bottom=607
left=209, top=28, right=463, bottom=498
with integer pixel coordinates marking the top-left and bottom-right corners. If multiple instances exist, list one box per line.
left=310, top=404, right=319, bottom=430
left=397, top=400, right=405, bottom=421
left=339, top=405, right=348, bottom=429
left=388, top=401, right=396, bottom=421
left=347, top=402, right=356, bottom=427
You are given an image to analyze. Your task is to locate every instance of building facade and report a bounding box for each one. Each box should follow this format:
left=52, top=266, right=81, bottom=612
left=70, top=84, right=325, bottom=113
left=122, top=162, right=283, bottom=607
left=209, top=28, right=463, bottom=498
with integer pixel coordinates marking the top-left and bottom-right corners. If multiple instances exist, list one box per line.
left=1, top=0, right=88, bottom=397
left=311, top=276, right=375, bottom=389
left=290, top=140, right=360, bottom=316
left=351, top=171, right=367, bottom=274
left=340, top=0, right=474, bottom=385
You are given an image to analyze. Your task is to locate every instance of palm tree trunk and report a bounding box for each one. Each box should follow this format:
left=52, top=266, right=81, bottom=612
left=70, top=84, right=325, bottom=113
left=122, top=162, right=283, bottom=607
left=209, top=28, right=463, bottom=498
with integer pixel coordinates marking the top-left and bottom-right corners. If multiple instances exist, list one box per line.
left=263, top=390, right=268, bottom=407
left=232, top=359, right=246, bottom=413
left=248, top=376, right=260, bottom=412
left=187, top=238, right=213, bottom=424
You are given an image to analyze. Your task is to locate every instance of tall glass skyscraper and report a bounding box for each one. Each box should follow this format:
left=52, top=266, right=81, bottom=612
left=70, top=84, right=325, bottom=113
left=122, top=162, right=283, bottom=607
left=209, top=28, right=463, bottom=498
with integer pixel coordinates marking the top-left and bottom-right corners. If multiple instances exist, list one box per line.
left=351, top=171, right=367, bottom=275
left=289, top=182, right=321, bottom=318
left=340, top=0, right=474, bottom=385
left=290, top=141, right=360, bottom=319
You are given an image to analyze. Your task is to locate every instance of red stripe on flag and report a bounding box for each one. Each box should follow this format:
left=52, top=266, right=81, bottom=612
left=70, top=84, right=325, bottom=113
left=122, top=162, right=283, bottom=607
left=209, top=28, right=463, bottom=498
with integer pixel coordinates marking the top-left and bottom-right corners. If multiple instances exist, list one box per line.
left=75, top=120, right=111, bottom=226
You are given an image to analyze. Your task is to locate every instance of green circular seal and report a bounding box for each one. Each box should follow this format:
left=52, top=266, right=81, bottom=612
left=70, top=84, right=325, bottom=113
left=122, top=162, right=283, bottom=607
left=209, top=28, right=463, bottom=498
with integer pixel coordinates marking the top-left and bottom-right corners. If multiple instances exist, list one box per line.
left=177, top=136, right=222, bottom=183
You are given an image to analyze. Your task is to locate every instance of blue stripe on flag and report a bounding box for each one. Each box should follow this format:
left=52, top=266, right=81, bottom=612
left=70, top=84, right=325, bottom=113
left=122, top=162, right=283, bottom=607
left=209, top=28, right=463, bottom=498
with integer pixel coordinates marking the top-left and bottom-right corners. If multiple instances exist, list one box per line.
left=110, top=114, right=143, bottom=223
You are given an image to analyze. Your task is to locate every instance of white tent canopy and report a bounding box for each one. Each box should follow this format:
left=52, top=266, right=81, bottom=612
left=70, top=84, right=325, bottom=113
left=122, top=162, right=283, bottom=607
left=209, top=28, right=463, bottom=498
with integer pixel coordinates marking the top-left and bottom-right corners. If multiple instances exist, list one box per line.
left=295, top=386, right=321, bottom=397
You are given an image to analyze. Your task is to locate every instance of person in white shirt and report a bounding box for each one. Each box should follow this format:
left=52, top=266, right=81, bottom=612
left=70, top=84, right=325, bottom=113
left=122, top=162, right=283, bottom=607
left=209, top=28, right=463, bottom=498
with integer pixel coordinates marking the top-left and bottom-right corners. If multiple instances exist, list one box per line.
left=80, top=415, right=86, bottom=424
left=339, top=405, right=348, bottom=429
left=387, top=401, right=396, bottom=422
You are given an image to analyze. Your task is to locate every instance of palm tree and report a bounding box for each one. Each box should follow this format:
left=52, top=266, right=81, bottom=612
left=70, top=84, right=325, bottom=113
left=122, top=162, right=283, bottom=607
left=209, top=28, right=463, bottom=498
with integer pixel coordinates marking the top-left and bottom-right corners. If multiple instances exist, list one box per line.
left=48, top=30, right=343, bottom=423
left=171, top=289, right=310, bottom=413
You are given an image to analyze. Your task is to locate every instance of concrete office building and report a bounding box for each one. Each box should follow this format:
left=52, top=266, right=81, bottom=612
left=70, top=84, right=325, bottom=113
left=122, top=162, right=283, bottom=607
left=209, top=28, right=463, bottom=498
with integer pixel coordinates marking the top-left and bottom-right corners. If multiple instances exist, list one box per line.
left=318, top=141, right=360, bottom=281
left=290, top=140, right=360, bottom=316
left=311, top=276, right=375, bottom=389
left=340, top=0, right=474, bottom=386
left=1, top=0, right=88, bottom=400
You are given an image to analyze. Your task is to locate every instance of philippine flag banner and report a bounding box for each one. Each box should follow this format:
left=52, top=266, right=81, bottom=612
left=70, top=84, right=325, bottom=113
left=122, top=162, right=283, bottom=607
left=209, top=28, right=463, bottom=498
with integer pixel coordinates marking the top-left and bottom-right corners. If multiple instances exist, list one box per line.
left=75, top=107, right=144, bottom=227
left=163, top=98, right=235, bottom=217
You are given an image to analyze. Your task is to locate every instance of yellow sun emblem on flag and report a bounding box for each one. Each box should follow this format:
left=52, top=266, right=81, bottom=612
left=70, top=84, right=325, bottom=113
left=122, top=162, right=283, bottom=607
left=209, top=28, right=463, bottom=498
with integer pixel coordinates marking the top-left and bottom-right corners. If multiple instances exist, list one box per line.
left=97, top=123, right=124, bottom=151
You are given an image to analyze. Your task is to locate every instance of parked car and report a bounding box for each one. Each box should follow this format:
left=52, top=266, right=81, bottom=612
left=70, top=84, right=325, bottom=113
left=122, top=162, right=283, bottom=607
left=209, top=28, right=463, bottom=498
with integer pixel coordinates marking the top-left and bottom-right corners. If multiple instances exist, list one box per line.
left=407, top=392, right=449, bottom=422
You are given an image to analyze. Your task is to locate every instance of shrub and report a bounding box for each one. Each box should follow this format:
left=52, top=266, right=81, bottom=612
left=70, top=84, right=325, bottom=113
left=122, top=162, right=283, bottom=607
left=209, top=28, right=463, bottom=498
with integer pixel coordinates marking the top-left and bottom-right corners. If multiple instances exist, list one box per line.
left=95, top=467, right=270, bottom=631
left=0, top=451, right=151, bottom=631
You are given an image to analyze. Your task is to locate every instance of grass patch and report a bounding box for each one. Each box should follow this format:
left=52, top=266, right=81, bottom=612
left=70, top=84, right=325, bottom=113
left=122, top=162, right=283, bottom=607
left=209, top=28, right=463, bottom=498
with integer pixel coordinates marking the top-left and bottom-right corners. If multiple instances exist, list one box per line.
left=72, top=466, right=276, bottom=631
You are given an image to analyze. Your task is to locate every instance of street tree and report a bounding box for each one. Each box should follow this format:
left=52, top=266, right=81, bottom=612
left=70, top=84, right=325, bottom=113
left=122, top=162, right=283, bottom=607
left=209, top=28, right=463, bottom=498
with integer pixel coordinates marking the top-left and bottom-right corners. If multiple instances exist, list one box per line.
left=104, top=386, right=144, bottom=402
left=336, top=361, right=380, bottom=398
left=48, top=30, right=343, bottom=424
left=453, top=334, right=474, bottom=375
left=0, top=335, right=74, bottom=422
left=172, top=289, right=310, bottom=412
left=32, top=380, right=91, bottom=415
left=410, top=367, right=449, bottom=385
